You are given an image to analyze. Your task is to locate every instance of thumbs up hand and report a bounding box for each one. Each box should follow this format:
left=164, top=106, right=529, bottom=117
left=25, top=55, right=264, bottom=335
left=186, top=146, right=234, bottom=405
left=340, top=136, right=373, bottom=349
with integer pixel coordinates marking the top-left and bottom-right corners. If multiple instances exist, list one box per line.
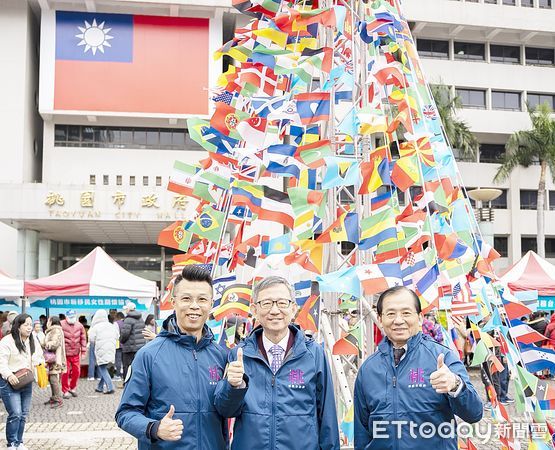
left=156, top=405, right=183, bottom=441
left=227, top=347, right=245, bottom=388
left=430, top=353, right=458, bottom=394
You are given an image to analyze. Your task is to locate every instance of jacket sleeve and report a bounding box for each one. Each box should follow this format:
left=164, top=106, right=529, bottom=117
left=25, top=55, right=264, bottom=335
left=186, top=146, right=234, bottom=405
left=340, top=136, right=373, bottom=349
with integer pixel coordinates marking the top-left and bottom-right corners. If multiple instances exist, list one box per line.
left=80, top=325, right=87, bottom=352
left=115, top=349, right=157, bottom=444
left=44, top=330, right=60, bottom=351
left=316, top=346, right=340, bottom=450
left=120, top=319, right=132, bottom=344
left=353, top=369, right=370, bottom=450
left=214, top=348, right=248, bottom=418
left=0, top=338, right=13, bottom=379
left=444, top=348, right=483, bottom=423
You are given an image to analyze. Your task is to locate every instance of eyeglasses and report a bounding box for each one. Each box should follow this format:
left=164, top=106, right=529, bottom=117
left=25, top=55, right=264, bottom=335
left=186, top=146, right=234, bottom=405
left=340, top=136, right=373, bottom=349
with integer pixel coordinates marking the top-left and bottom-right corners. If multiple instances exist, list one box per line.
left=256, top=298, right=293, bottom=310
left=173, top=296, right=212, bottom=306
left=382, top=311, right=417, bottom=321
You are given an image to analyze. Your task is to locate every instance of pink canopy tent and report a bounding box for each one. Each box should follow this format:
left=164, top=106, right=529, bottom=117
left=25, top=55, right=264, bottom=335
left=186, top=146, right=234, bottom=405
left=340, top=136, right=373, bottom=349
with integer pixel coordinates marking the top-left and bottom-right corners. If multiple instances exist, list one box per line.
left=24, top=246, right=158, bottom=310
left=499, top=250, right=555, bottom=297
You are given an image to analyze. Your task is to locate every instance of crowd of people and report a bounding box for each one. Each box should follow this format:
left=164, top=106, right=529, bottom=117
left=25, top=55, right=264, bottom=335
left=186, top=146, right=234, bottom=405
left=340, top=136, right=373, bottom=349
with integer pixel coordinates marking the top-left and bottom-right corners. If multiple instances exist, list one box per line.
left=0, top=303, right=157, bottom=449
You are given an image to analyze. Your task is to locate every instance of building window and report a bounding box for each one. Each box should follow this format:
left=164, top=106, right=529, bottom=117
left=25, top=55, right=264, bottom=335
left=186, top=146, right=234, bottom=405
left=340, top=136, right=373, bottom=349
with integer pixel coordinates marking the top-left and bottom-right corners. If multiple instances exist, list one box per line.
left=547, top=239, right=555, bottom=258
left=492, top=91, right=521, bottom=111
left=454, top=42, right=485, bottom=61
left=484, top=0, right=497, bottom=3
left=520, top=190, right=538, bottom=210
left=416, top=39, right=449, bottom=59
left=480, top=144, right=505, bottom=163
left=491, top=189, right=508, bottom=209
left=53, top=125, right=195, bottom=150
left=89, top=175, right=96, bottom=185
left=116, top=175, right=122, bottom=186
left=143, top=176, right=149, bottom=186
left=130, top=176, right=136, bottom=186
left=156, top=176, right=162, bottom=187
left=455, top=88, right=486, bottom=109
left=502, top=0, right=515, bottom=5
left=521, top=237, right=536, bottom=255
left=521, top=0, right=533, bottom=5
left=103, top=175, right=109, bottom=185
left=539, top=0, right=552, bottom=8
left=525, top=47, right=555, bottom=66
left=490, top=44, right=520, bottom=64
left=527, top=93, right=555, bottom=110
left=549, top=191, right=555, bottom=210
left=494, top=236, right=508, bottom=258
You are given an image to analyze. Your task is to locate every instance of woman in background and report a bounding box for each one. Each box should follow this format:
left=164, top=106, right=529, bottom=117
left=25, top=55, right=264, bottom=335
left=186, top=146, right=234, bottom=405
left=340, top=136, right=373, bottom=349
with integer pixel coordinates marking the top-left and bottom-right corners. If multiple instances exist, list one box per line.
left=43, top=316, right=66, bottom=408
left=89, top=310, right=119, bottom=394
left=0, top=314, right=44, bottom=450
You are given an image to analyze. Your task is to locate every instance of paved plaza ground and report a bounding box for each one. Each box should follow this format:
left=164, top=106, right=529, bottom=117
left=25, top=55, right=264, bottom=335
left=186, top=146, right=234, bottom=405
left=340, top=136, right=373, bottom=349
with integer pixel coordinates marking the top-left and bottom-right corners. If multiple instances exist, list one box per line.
left=0, top=368, right=547, bottom=449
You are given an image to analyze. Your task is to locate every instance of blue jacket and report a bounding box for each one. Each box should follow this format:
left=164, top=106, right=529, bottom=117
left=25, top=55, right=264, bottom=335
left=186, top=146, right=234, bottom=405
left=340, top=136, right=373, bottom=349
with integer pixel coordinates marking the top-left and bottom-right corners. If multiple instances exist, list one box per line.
left=115, top=314, right=228, bottom=449
left=214, top=325, right=340, bottom=450
left=354, top=333, right=483, bottom=450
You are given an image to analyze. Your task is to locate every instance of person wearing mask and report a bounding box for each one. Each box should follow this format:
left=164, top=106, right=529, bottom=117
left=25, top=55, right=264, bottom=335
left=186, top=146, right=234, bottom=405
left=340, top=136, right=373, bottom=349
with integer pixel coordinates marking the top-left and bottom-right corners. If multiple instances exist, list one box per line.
left=61, top=310, right=87, bottom=399
left=116, top=266, right=229, bottom=449
left=421, top=312, right=444, bottom=344
left=120, top=302, right=146, bottom=382
left=142, top=314, right=157, bottom=342
left=43, top=316, right=66, bottom=409
left=354, top=287, right=483, bottom=450
left=0, top=314, right=45, bottom=450
left=215, top=276, right=340, bottom=450
left=88, top=310, right=119, bottom=395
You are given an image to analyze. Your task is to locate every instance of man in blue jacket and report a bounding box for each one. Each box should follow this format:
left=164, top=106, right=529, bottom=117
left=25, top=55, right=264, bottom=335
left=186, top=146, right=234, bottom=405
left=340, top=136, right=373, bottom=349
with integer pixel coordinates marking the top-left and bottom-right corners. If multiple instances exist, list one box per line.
left=215, top=276, right=340, bottom=450
left=115, top=266, right=228, bottom=449
left=354, top=286, right=483, bottom=450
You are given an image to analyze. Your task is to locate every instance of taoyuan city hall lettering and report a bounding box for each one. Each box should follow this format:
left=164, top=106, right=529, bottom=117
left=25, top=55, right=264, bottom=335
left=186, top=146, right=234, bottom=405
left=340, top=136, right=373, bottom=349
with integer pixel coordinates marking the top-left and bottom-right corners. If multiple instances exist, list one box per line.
left=43, top=190, right=193, bottom=220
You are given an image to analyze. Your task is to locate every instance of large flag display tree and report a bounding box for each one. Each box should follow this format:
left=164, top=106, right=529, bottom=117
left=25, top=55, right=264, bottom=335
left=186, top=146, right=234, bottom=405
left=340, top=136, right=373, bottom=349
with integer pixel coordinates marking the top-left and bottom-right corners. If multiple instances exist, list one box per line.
left=157, top=0, right=555, bottom=447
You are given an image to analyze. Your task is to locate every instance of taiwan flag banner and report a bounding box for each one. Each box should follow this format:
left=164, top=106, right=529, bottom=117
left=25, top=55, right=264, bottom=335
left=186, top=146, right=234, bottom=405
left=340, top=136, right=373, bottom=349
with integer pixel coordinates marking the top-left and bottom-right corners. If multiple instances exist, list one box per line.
left=54, top=11, right=209, bottom=115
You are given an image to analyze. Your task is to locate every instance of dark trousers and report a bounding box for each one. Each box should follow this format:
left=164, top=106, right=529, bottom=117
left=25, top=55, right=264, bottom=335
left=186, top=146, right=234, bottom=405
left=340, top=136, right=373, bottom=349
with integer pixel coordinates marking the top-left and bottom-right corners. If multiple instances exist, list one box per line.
left=115, top=348, right=123, bottom=377
left=122, top=351, right=136, bottom=382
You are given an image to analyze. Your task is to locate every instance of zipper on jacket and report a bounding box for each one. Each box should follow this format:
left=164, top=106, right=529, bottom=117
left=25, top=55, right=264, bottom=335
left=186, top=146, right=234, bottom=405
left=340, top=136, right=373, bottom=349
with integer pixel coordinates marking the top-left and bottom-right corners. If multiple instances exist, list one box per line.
left=193, top=348, right=201, bottom=449
left=271, top=374, right=276, bottom=449
left=392, top=362, right=399, bottom=450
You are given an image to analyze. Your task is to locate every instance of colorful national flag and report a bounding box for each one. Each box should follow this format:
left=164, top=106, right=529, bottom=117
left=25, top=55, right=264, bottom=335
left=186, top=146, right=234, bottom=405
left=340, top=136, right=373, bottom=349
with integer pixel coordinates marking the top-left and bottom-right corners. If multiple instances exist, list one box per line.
left=519, top=343, right=555, bottom=373
left=167, top=160, right=200, bottom=196
left=54, top=12, right=209, bottom=114
left=212, top=284, right=253, bottom=321
left=316, top=266, right=361, bottom=298
left=390, top=155, right=420, bottom=192
left=359, top=158, right=391, bottom=195
left=295, top=294, right=320, bottom=332
left=322, top=157, right=360, bottom=188
left=295, top=92, right=331, bottom=124
left=317, top=211, right=359, bottom=243
left=509, top=319, right=547, bottom=344
left=333, top=322, right=362, bottom=356
left=359, top=207, right=398, bottom=250
left=157, top=221, right=193, bottom=251
left=356, top=263, right=403, bottom=295
left=189, top=205, right=226, bottom=242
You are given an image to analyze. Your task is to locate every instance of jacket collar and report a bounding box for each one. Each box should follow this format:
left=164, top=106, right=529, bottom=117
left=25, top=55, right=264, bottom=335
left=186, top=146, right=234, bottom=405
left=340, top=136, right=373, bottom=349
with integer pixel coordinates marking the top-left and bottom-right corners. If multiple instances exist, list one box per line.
left=378, top=332, right=423, bottom=357
left=158, top=313, right=214, bottom=350
left=242, top=323, right=308, bottom=360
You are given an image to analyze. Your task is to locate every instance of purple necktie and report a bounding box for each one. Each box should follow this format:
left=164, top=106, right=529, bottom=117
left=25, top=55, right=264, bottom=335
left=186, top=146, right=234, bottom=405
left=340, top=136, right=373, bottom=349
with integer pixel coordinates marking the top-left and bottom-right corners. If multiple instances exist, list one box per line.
left=269, top=345, right=284, bottom=373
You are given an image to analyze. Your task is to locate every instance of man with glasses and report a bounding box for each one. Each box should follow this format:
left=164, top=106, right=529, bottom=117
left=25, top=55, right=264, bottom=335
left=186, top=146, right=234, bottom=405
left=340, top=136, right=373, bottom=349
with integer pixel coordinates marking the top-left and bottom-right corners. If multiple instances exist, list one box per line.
left=354, top=286, right=482, bottom=450
left=215, top=276, right=340, bottom=449
left=116, top=266, right=229, bottom=449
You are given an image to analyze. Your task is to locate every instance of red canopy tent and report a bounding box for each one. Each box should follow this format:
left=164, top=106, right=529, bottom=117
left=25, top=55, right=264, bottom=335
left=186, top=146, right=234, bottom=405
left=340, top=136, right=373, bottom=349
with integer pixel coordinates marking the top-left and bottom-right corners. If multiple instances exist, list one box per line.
left=24, top=246, right=158, bottom=310
left=499, top=250, right=555, bottom=297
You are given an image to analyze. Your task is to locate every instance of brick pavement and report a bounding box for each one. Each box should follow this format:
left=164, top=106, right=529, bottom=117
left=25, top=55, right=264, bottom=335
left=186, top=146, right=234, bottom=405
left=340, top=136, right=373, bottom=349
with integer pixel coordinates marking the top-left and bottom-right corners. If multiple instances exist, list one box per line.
left=0, top=369, right=547, bottom=449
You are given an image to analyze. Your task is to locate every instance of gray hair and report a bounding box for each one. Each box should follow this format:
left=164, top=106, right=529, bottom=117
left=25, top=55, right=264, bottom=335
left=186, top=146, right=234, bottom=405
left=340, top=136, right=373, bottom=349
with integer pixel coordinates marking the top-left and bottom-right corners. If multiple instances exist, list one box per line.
left=252, top=276, right=296, bottom=303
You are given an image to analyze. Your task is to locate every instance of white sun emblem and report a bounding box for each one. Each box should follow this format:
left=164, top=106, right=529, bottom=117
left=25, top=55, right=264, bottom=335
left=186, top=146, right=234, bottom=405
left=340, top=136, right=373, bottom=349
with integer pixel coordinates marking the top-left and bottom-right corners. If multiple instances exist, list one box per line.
left=75, top=19, right=114, bottom=55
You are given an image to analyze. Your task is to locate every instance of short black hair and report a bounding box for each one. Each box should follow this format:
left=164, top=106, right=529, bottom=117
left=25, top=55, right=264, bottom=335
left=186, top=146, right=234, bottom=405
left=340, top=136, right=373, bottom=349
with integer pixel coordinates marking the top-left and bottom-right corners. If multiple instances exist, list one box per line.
left=376, top=286, right=422, bottom=316
left=174, top=265, right=213, bottom=289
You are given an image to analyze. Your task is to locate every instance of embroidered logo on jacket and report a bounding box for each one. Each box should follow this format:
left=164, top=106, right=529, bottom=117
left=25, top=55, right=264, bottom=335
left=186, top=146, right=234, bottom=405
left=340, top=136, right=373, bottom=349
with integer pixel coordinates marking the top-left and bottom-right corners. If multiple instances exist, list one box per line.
left=208, top=366, right=221, bottom=385
left=408, top=368, right=426, bottom=388
left=288, top=369, right=306, bottom=389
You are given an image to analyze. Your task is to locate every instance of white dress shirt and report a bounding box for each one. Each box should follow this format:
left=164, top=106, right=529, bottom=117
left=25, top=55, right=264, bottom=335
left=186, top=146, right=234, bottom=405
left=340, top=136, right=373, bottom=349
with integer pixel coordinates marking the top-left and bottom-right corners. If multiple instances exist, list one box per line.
left=263, top=330, right=290, bottom=369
